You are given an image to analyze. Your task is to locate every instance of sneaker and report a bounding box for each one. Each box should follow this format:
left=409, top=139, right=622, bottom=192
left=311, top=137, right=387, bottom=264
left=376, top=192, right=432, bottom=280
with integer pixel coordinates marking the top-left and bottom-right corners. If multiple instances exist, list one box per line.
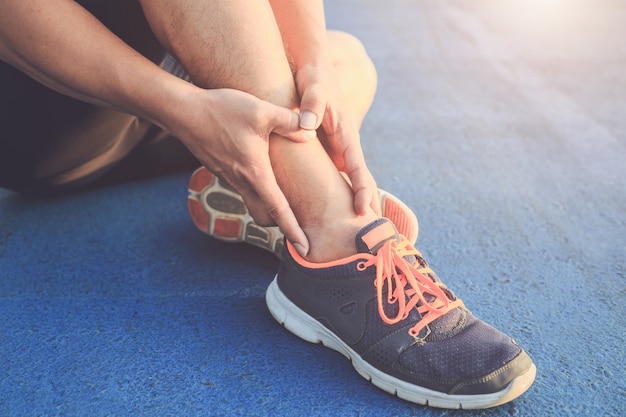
left=266, top=218, right=536, bottom=409
left=187, top=167, right=418, bottom=257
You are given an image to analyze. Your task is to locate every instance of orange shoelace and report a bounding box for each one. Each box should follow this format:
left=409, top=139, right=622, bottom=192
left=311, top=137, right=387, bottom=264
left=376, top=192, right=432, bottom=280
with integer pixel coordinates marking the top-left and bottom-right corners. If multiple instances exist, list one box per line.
left=358, top=238, right=464, bottom=339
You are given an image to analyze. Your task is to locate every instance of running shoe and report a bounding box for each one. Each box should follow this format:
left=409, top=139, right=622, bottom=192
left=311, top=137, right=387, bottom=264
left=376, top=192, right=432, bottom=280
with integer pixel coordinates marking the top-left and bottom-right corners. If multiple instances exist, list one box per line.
left=187, top=167, right=418, bottom=257
left=266, top=218, right=536, bottom=409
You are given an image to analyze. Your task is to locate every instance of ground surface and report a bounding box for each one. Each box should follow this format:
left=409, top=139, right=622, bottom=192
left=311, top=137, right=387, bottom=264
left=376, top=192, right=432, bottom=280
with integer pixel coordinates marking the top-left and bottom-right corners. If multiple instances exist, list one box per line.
left=1, top=0, right=624, bottom=416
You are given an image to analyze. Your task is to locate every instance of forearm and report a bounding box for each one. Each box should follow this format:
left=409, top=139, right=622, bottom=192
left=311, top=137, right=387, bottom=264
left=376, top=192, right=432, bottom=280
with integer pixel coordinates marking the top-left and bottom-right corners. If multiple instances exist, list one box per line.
left=0, top=0, right=192, bottom=132
left=269, top=0, right=332, bottom=70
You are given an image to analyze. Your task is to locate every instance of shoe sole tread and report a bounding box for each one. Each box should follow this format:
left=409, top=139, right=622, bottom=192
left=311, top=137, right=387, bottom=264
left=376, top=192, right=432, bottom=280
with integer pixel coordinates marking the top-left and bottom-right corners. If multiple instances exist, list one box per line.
left=187, top=167, right=418, bottom=258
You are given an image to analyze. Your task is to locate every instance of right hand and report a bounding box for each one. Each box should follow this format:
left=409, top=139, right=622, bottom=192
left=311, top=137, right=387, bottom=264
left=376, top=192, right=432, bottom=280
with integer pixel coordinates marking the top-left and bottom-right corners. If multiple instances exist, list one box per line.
left=167, top=87, right=313, bottom=255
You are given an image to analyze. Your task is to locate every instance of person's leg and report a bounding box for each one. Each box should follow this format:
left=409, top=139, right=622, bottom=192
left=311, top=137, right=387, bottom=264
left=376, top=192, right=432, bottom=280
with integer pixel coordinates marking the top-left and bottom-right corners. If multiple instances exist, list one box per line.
left=103, top=31, right=379, bottom=193
left=186, top=29, right=418, bottom=255
left=140, top=2, right=537, bottom=408
left=326, top=31, right=378, bottom=130
left=140, top=0, right=378, bottom=262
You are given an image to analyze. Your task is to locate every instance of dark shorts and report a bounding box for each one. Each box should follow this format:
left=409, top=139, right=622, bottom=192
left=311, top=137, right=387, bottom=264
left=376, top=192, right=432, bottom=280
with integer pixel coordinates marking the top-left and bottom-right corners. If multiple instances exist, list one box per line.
left=0, top=0, right=197, bottom=196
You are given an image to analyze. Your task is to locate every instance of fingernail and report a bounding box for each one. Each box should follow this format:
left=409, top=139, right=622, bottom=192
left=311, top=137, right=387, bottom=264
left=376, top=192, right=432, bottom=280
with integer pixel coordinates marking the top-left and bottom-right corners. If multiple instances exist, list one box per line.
left=292, top=242, right=309, bottom=258
left=300, top=112, right=317, bottom=130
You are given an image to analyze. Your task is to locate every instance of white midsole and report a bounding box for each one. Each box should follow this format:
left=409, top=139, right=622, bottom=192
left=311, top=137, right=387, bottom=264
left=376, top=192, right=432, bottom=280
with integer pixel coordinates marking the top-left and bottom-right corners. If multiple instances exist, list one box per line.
left=265, top=276, right=536, bottom=409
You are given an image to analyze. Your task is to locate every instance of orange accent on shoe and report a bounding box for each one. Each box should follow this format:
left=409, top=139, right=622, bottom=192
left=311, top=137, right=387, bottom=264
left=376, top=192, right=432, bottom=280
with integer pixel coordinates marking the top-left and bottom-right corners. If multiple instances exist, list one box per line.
left=383, top=198, right=411, bottom=240
left=187, top=198, right=210, bottom=233
left=188, top=167, right=214, bottom=192
left=361, top=221, right=397, bottom=251
left=213, top=218, right=242, bottom=239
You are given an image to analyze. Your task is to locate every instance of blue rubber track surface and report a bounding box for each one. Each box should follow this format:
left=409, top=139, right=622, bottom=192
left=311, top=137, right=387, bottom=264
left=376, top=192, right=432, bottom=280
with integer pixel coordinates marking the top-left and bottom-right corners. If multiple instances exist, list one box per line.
left=1, top=0, right=624, bottom=416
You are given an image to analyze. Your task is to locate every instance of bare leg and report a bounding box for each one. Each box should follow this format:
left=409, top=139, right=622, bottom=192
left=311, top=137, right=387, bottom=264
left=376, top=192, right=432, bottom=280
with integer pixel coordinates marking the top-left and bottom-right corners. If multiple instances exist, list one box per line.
left=326, top=30, right=378, bottom=130
left=140, top=0, right=378, bottom=261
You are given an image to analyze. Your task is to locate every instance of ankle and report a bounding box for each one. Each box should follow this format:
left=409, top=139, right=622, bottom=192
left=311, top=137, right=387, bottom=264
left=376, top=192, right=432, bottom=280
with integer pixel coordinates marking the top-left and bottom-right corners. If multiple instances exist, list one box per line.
left=301, top=212, right=378, bottom=263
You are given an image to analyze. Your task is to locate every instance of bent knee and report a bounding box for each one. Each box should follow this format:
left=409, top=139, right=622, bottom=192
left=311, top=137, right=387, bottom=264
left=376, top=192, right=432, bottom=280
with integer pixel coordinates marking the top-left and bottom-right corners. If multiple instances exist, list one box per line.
left=328, top=30, right=376, bottom=82
left=327, top=30, right=369, bottom=62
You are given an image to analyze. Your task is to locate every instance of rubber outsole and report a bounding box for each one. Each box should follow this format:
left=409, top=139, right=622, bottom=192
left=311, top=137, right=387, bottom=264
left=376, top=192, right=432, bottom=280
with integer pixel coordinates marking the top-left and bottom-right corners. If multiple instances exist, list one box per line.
left=187, top=167, right=419, bottom=258
left=265, top=277, right=536, bottom=409
left=187, top=167, right=284, bottom=256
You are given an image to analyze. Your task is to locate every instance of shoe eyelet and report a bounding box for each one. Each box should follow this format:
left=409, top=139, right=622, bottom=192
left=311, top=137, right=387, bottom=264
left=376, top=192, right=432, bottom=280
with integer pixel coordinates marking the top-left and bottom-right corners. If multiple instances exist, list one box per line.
left=409, top=325, right=431, bottom=344
left=357, top=261, right=367, bottom=271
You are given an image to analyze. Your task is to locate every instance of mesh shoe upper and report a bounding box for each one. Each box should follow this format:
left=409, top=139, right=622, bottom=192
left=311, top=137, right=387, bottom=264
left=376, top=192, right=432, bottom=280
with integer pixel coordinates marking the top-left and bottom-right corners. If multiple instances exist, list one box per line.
left=275, top=218, right=533, bottom=396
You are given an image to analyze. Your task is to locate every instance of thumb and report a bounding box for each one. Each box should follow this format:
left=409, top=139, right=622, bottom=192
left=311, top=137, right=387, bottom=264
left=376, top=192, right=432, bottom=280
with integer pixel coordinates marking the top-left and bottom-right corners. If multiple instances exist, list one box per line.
left=269, top=104, right=315, bottom=143
left=299, top=84, right=326, bottom=130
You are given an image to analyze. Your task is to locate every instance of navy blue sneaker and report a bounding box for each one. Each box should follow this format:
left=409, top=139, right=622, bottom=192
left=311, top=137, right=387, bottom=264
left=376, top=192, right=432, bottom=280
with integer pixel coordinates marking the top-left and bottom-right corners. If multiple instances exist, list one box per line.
left=266, top=218, right=536, bottom=409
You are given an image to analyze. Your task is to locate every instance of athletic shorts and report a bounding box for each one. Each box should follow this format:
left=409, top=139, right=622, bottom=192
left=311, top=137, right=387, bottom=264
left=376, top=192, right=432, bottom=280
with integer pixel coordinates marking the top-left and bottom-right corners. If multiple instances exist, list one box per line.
left=0, top=0, right=197, bottom=196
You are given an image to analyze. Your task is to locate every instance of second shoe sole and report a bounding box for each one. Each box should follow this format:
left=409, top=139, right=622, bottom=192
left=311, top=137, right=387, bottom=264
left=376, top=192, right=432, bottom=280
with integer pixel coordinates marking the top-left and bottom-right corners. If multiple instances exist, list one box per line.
left=187, top=167, right=419, bottom=258
left=188, top=167, right=284, bottom=256
left=266, top=277, right=537, bottom=410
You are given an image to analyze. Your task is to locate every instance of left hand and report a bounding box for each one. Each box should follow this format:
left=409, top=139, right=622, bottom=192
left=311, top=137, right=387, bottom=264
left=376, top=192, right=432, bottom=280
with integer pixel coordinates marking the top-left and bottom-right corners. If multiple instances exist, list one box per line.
left=296, top=64, right=381, bottom=217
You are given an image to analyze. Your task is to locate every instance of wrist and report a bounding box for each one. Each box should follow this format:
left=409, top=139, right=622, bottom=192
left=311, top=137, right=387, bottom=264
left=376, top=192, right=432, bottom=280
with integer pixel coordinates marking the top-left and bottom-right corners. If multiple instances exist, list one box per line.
left=134, top=71, right=203, bottom=137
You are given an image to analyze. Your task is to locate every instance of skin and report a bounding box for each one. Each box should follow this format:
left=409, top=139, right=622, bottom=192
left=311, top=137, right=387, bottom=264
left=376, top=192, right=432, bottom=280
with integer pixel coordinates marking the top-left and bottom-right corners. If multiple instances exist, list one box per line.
left=0, top=0, right=380, bottom=262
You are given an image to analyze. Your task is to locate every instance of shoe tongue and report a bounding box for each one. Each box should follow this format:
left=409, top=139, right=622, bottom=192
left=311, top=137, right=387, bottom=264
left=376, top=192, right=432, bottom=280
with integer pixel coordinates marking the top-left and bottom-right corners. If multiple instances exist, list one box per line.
left=355, top=218, right=400, bottom=254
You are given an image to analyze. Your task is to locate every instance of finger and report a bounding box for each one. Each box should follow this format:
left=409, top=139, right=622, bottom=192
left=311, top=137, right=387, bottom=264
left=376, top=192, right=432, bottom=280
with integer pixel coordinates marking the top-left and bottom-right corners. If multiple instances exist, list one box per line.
left=343, top=145, right=378, bottom=216
left=368, top=176, right=382, bottom=217
left=299, top=84, right=326, bottom=130
left=253, top=169, right=310, bottom=257
left=240, top=191, right=276, bottom=227
left=352, top=175, right=373, bottom=216
left=268, top=105, right=315, bottom=143
left=339, top=170, right=380, bottom=217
